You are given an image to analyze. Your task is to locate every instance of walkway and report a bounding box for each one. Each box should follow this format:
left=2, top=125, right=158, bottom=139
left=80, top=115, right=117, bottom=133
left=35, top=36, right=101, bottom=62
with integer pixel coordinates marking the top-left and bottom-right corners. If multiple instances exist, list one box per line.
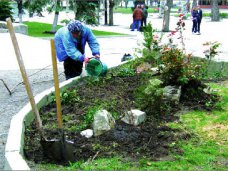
left=0, top=11, right=228, bottom=169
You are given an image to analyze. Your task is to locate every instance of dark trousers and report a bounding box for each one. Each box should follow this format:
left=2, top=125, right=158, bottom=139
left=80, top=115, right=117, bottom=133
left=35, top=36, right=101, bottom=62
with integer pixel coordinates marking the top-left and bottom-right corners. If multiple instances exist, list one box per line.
left=197, top=20, right=201, bottom=33
left=63, top=57, right=83, bottom=80
left=141, top=18, right=147, bottom=27
left=192, top=20, right=197, bottom=33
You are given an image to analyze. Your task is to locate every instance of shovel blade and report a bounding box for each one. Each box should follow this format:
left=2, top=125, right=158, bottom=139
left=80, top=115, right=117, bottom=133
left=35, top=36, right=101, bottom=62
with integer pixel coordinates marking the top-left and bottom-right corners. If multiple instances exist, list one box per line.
left=41, top=139, right=75, bottom=163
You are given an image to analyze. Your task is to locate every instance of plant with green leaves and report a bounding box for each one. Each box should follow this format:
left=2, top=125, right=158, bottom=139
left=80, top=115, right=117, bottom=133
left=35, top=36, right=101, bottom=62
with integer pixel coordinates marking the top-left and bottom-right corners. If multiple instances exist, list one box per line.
left=142, top=23, right=162, bottom=58
left=203, top=41, right=221, bottom=77
left=135, top=78, right=165, bottom=116
left=0, top=0, right=14, bottom=21
left=51, top=89, right=80, bottom=105
left=132, top=23, right=162, bottom=70
left=69, top=1, right=99, bottom=25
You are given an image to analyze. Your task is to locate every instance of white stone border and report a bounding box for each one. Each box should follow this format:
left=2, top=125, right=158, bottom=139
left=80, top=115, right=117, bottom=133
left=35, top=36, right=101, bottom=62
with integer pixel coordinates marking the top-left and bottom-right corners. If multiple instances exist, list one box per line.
left=4, top=76, right=81, bottom=170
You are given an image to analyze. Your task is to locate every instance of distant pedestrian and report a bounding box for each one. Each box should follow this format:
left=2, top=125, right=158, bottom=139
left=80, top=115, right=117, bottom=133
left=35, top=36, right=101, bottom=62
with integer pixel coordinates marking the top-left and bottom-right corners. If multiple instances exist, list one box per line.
left=196, top=5, right=203, bottom=34
left=131, top=5, right=143, bottom=31
left=141, top=4, right=148, bottom=27
left=191, top=7, right=198, bottom=34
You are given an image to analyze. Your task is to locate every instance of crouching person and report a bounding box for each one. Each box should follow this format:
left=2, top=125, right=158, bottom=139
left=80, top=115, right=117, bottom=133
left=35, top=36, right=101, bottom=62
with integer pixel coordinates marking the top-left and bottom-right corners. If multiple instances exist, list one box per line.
left=54, top=20, right=100, bottom=80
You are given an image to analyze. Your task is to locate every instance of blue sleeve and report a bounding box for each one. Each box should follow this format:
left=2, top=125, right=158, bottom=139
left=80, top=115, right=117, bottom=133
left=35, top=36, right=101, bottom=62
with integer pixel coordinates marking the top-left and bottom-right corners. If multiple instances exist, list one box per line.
left=62, top=29, right=84, bottom=61
left=86, top=28, right=100, bottom=56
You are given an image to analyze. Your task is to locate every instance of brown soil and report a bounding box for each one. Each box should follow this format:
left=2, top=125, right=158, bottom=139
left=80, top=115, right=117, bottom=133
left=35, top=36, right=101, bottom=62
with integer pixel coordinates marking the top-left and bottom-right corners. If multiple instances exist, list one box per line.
left=24, top=67, right=220, bottom=166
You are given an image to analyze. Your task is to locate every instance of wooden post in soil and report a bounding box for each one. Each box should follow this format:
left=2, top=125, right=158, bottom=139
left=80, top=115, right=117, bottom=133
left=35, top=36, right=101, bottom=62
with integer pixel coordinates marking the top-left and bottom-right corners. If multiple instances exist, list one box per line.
left=50, top=39, right=63, bottom=129
left=6, top=18, right=43, bottom=135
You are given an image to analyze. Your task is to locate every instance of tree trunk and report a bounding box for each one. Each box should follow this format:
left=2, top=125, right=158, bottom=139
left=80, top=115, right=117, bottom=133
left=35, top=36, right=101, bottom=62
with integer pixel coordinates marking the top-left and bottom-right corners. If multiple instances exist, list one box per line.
left=70, top=0, right=77, bottom=19
left=192, top=0, right=197, bottom=8
left=109, top=0, right=114, bottom=26
left=17, top=0, right=23, bottom=23
left=124, top=0, right=128, bottom=8
left=162, top=0, right=172, bottom=32
left=52, top=0, right=61, bottom=33
left=211, top=0, right=220, bottom=21
left=104, top=0, right=108, bottom=24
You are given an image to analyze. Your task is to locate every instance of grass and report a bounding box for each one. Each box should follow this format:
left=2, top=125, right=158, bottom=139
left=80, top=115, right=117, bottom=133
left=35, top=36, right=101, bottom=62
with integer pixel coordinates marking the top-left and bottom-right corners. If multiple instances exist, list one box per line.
left=23, top=22, right=126, bottom=38
left=192, top=57, right=228, bottom=80
left=203, top=12, right=228, bottom=18
left=114, top=7, right=159, bottom=14
left=173, top=12, right=228, bottom=18
left=31, top=81, right=228, bottom=170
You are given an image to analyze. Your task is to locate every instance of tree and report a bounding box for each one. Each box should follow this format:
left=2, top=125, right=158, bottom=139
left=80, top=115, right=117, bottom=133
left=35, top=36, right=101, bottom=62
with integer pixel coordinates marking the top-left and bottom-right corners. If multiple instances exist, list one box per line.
left=162, top=0, right=172, bottom=32
left=109, top=0, right=115, bottom=26
left=0, top=0, right=14, bottom=21
left=15, top=0, right=23, bottom=23
left=104, top=0, right=108, bottom=24
left=69, top=0, right=99, bottom=25
left=211, top=0, right=220, bottom=21
left=51, top=0, right=61, bottom=33
left=24, top=0, right=48, bottom=17
left=192, top=0, right=197, bottom=8
left=124, top=0, right=128, bottom=8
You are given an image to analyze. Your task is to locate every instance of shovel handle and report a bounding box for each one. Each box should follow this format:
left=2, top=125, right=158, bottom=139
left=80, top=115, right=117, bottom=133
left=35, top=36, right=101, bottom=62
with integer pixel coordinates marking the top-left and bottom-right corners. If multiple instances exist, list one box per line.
left=6, top=18, right=42, bottom=130
left=50, top=39, right=63, bottom=129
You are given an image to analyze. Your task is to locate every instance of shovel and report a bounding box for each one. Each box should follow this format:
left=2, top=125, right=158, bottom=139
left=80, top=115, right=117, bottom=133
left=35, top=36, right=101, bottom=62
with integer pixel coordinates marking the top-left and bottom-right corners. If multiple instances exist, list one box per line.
left=49, top=39, right=75, bottom=162
left=6, top=18, right=75, bottom=163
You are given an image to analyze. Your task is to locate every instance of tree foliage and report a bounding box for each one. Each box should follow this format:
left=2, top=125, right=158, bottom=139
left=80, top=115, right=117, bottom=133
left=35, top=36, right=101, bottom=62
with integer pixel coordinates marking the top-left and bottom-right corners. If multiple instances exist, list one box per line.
left=69, top=0, right=99, bottom=25
left=0, top=0, right=14, bottom=21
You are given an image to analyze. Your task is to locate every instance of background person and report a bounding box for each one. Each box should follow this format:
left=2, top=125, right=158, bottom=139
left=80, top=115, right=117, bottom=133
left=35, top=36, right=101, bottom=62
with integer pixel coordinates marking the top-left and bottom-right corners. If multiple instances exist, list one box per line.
left=197, top=5, right=203, bottom=34
left=131, top=5, right=143, bottom=31
left=54, top=20, right=100, bottom=80
left=141, top=4, right=148, bottom=27
left=191, top=7, right=198, bottom=34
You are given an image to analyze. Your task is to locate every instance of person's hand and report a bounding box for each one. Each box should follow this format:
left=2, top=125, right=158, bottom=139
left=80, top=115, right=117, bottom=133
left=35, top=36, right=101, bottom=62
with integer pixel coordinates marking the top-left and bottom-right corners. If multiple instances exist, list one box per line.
left=94, top=54, right=100, bottom=60
left=84, top=57, right=90, bottom=64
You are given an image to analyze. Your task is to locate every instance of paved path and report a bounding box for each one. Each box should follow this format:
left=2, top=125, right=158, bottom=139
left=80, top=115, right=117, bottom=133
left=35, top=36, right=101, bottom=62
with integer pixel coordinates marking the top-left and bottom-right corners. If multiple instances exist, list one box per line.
left=0, top=11, right=228, bottom=169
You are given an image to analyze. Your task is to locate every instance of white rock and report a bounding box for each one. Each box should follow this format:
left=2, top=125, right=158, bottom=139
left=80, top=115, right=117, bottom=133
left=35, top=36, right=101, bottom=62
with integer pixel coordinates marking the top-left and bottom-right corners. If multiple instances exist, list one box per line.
left=122, top=109, right=146, bottom=126
left=93, top=110, right=115, bottom=136
left=80, top=129, right=93, bottom=138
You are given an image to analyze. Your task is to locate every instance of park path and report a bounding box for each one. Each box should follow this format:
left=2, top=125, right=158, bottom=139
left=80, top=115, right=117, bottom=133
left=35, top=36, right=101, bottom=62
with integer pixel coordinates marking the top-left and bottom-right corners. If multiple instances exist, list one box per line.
left=0, top=11, right=228, bottom=169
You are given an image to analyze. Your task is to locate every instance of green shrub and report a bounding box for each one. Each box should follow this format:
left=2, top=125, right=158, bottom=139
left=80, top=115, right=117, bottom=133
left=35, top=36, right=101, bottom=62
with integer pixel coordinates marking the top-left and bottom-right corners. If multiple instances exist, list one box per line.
left=0, top=0, right=14, bottom=21
left=134, top=78, right=164, bottom=116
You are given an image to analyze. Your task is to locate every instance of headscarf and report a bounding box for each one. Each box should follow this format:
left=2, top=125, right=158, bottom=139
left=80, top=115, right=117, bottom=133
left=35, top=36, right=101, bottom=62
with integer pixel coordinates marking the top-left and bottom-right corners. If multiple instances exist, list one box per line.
left=67, top=20, right=83, bottom=33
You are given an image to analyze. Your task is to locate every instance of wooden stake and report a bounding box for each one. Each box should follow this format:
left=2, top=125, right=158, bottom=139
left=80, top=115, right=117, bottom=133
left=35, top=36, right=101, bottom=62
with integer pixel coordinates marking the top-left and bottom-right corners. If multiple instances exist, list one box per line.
left=50, top=39, right=63, bottom=129
left=6, top=18, right=42, bottom=130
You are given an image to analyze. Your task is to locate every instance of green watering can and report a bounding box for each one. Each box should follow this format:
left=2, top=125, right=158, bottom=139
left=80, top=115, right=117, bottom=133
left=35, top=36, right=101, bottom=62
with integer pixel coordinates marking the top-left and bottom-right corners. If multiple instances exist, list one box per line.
left=85, top=58, right=108, bottom=76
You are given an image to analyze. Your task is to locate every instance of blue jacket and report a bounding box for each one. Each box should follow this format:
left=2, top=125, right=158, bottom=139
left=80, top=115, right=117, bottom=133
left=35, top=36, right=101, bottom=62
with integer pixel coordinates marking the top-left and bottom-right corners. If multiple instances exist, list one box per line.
left=191, top=10, right=198, bottom=21
left=54, top=24, right=100, bottom=62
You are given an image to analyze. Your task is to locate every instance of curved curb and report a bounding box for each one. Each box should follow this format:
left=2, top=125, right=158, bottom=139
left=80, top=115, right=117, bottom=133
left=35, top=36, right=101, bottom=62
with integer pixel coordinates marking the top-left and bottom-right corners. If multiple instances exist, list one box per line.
left=4, top=76, right=81, bottom=170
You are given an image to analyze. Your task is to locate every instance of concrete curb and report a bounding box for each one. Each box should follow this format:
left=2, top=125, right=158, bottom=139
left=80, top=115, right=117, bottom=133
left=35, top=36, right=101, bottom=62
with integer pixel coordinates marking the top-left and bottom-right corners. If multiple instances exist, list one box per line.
left=4, top=76, right=81, bottom=170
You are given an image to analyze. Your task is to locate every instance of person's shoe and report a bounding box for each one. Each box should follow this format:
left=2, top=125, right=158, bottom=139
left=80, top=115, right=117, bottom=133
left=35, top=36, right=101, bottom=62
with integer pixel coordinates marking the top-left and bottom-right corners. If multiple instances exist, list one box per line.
left=130, top=30, right=134, bottom=31
left=196, top=32, right=200, bottom=35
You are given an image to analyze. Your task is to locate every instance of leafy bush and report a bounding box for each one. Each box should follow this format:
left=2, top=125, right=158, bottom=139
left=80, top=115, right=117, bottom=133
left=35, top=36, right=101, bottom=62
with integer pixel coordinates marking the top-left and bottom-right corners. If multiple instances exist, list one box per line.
left=134, top=78, right=165, bottom=116
left=159, top=47, right=204, bottom=85
left=0, top=0, right=14, bottom=21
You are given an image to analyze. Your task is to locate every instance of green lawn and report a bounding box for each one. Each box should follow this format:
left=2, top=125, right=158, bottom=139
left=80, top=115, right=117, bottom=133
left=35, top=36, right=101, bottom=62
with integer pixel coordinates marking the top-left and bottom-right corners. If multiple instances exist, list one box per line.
left=114, top=7, right=179, bottom=14
left=23, top=22, right=126, bottom=38
left=114, top=7, right=159, bottom=14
